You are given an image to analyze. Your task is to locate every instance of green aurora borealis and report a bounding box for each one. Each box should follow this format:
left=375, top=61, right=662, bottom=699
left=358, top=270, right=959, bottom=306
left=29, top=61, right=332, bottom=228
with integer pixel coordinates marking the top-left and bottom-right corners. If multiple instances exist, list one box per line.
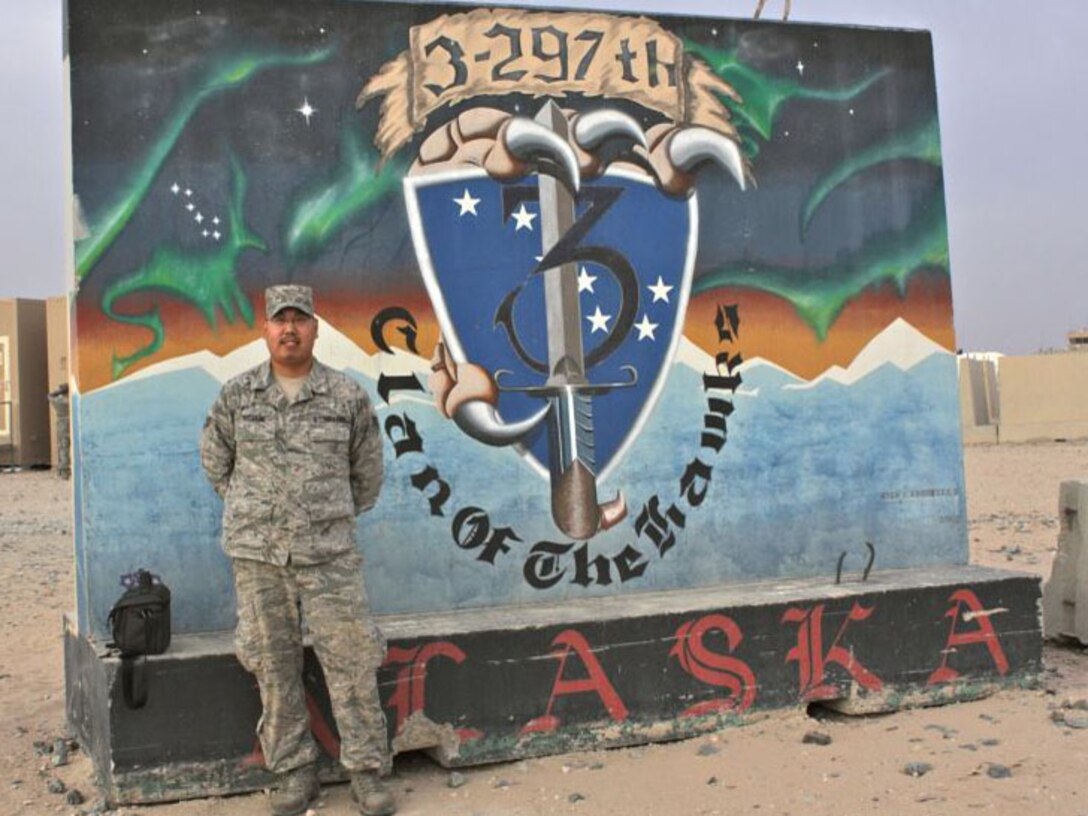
left=101, top=156, right=266, bottom=377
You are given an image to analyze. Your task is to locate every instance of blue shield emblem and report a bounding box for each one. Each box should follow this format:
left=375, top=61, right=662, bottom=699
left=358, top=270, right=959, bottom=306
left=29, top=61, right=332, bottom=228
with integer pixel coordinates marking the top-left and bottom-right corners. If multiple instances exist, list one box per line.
left=406, top=167, right=696, bottom=494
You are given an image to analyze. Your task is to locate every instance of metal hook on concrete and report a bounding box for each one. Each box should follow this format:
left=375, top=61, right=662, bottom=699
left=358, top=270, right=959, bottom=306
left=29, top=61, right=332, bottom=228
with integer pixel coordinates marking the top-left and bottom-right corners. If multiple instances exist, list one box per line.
left=835, top=541, right=876, bottom=585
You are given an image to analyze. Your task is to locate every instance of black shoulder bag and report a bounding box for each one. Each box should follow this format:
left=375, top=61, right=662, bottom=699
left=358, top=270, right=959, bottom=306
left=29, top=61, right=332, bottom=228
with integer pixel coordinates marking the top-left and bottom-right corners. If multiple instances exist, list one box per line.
left=107, top=570, right=171, bottom=709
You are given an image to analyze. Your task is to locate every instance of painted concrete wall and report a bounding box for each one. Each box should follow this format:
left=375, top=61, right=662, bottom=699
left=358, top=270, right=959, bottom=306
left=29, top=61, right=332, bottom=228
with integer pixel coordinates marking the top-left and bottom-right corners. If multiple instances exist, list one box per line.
left=67, top=0, right=967, bottom=639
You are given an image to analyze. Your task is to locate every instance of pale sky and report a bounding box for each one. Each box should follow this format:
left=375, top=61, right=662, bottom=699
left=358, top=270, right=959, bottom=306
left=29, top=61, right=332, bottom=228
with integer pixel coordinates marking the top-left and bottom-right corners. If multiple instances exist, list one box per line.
left=3, top=0, right=1084, bottom=354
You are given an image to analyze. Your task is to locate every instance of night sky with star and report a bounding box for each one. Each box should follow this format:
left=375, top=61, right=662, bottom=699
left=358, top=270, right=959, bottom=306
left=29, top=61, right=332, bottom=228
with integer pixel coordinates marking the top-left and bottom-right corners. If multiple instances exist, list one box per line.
left=68, top=0, right=950, bottom=388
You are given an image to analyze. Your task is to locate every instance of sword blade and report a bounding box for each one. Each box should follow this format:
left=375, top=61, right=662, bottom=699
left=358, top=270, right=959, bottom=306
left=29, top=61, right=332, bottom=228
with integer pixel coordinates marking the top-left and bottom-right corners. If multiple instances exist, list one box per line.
left=532, top=102, right=604, bottom=540
left=535, top=102, right=587, bottom=386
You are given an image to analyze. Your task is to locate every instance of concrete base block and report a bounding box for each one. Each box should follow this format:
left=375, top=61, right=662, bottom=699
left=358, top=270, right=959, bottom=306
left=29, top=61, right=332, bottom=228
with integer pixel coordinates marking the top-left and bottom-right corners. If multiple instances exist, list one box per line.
left=67, top=565, right=1042, bottom=805
left=1043, top=480, right=1088, bottom=644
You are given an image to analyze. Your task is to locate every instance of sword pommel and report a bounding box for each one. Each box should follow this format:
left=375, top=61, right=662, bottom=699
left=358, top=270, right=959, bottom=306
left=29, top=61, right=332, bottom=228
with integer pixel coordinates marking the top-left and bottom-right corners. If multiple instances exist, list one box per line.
left=552, top=460, right=602, bottom=541
left=551, top=461, right=629, bottom=540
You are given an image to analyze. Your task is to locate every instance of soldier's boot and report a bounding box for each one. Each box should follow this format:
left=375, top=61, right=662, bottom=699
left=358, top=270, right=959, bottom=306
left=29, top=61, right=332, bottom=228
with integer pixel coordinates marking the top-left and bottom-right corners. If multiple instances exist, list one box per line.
left=350, top=770, right=396, bottom=816
left=270, top=763, right=320, bottom=816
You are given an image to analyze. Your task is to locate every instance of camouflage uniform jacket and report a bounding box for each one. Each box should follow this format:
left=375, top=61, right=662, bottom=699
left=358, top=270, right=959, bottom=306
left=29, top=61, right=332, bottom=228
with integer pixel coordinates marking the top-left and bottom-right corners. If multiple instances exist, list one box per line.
left=200, top=358, right=383, bottom=565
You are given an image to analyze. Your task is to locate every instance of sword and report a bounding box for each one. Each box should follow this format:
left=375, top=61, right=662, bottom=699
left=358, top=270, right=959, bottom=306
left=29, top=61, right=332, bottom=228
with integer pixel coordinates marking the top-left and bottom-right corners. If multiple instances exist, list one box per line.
left=529, top=101, right=628, bottom=540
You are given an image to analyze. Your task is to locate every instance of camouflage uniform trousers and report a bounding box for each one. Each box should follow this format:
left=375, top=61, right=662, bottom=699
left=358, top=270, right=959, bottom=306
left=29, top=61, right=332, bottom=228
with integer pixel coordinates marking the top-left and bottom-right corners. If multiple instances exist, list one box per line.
left=231, top=549, right=390, bottom=774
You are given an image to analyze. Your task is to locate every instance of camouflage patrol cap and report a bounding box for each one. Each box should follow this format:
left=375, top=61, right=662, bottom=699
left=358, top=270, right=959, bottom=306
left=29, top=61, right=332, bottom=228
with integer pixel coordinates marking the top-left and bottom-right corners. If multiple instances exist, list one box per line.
left=265, top=285, right=314, bottom=319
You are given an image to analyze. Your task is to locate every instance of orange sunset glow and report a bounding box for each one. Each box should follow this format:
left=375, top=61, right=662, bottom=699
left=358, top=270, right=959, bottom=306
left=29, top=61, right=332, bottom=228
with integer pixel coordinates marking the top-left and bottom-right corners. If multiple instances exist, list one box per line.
left=75, top=275, right=953, bottom=393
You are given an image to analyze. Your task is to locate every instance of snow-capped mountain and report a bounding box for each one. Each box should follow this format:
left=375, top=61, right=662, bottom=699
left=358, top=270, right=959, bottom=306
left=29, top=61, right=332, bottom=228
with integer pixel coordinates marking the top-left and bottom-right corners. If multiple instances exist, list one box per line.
left=674, top=335, right=801, bottom=386
left=675, top=317, right=949, bottom=393
left=783, top=318, right=950, bottom=391
left=98, top=314, right=949, bottom=406
left=77, top=311, right=966, bottom=630
left=97, top=314, right=430, bottom=393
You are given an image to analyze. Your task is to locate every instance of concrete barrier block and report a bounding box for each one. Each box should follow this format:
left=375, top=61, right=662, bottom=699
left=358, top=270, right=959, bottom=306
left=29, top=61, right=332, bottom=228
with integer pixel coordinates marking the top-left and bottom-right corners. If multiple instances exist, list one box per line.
left=67, top=566, right=1042, bottom=805
left=1042, top=480, right=1088, bottom=644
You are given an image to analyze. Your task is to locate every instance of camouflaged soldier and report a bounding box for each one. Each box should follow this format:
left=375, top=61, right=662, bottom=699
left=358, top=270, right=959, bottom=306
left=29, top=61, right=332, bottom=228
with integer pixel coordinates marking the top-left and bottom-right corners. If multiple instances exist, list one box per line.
left=200, top=285, right=395, bottom=816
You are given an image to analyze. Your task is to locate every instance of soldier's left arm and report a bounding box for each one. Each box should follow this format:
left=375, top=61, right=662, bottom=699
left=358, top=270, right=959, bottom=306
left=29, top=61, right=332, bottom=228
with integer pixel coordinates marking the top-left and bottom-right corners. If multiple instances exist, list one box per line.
left=349, top=387, right=384, bottom=514
left=200, top=389, right=236, bottom=499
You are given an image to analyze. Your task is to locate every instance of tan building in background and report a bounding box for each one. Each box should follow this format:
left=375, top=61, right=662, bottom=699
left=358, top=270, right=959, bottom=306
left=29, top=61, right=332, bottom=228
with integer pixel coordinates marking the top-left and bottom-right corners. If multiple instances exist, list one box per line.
left=0, top=299, right=50, bottom=467
left=960, top=343, right=1088, bottom=444
left=996, top=352, right=1088, bottom=443
left=958, top=355, right=999, bottom=444
left=1067, top=329, right=1088, bottom=351
left=46, top=296, right=69, bottom=467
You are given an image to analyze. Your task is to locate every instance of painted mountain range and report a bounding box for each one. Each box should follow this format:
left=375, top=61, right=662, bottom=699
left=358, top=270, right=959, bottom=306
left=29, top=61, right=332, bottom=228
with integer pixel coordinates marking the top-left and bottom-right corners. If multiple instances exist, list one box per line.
left=75, top=316, right=966, bottom=638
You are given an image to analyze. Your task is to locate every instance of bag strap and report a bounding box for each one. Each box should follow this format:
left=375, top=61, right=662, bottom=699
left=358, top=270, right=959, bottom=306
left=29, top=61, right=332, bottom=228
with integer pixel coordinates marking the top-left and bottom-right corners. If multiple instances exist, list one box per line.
left=118, top=611, right=155, bottom=709
left=121, top=655, right=148, bottom=709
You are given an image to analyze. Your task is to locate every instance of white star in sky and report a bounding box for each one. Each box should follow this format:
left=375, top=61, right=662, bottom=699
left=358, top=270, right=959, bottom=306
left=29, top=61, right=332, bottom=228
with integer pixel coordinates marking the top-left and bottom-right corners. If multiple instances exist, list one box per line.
left=577, top=267, right=597, bottom=293
left=512, top=203, right=536, bottom=231
left=796, top=60, right=805, bottom=76
left=184, top=188, right=192, bottom=197
left=634, top=314, right=659, bottom=341
left=212, top=216, right=220, bottom=225
left=453, top=188, right=480, bottom=216
left=213, top=230, right=221, bottom=241
left=202, top=229, right=209, bottom=237
left=194, top=212, right=204, bottom=224
left=185, top=202, right=195, bottom=212
left=170, top=183, right=180, bottom=195
left=296, top=98, right=317, bottom=125
left=586, top=306, right=611, bottom=334
left=648, top=276, right=673, bottom=303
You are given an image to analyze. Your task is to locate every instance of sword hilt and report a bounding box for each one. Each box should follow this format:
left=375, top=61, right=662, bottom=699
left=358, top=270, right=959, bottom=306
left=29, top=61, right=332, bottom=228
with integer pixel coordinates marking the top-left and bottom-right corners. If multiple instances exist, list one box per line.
left=494, top=365, right=638, bottom=396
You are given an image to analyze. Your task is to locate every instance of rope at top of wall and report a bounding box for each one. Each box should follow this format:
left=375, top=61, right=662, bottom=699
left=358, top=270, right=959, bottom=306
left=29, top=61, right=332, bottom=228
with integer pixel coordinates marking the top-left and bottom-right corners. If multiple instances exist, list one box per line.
left=753, top=0, right=792, bottom=21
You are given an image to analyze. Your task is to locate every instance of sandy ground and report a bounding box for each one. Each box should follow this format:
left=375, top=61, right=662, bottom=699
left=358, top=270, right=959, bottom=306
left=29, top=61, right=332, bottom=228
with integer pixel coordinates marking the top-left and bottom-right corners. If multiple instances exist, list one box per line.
left=1, top=442, right=1087, bottom=816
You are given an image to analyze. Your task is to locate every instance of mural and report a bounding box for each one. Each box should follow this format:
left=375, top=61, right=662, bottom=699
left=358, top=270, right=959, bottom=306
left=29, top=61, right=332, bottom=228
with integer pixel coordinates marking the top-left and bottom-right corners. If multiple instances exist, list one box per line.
left=69, top=0, right=965, bottom=638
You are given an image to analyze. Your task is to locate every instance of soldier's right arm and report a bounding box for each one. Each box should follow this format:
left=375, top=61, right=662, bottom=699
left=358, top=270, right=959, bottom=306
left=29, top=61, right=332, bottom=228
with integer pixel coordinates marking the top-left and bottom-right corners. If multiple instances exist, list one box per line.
left=200, top=389, right=236, bottom=498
